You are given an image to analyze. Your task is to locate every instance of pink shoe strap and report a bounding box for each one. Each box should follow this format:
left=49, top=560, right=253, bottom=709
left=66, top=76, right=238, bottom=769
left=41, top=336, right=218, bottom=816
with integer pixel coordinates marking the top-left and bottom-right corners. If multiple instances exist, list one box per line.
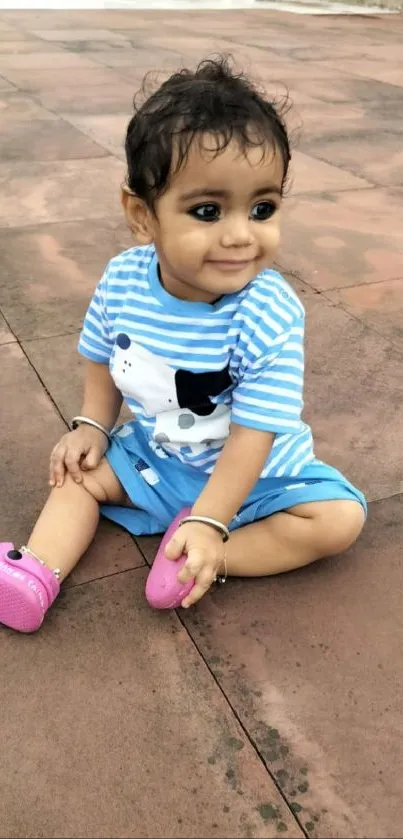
left=6, top=549, right=60, bottom=604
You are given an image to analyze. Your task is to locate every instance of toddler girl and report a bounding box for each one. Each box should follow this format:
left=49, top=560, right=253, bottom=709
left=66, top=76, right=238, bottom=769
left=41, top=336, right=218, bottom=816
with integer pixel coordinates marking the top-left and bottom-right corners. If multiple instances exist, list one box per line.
left=0, top=57, right=366, bottom=633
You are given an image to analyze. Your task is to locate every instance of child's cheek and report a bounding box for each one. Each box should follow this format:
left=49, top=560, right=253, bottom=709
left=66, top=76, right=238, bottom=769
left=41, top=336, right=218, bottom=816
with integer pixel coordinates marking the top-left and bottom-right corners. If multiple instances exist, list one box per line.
left=174, top=228, right=212, bottom=260
left=266, top=222, right=281, bottom=254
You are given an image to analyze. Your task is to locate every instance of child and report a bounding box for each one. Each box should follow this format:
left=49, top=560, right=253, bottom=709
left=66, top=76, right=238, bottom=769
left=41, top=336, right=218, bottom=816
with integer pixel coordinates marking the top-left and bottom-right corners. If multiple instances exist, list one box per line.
left=0, top=57, right=366, bottom=633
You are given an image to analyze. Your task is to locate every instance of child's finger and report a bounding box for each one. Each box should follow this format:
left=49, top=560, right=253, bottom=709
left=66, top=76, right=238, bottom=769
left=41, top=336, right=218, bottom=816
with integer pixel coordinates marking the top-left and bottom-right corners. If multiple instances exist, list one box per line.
left=49, top=447, right=66, bottom=487
left=181, top=569, right=214, bottom=608
left=64, top=452, right=83, bottom=483
left=50, top=460, right=65, bottom=487
left=176, top=548, right=204, bottom=584
left=82, top=445, right=102, bottom=470
left=165, top=533, right=186, bottom=561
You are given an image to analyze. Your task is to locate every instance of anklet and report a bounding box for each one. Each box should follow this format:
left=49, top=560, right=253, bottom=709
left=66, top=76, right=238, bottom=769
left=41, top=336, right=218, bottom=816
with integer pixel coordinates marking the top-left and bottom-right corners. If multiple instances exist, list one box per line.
left=21, top=547, right=61, bottom=580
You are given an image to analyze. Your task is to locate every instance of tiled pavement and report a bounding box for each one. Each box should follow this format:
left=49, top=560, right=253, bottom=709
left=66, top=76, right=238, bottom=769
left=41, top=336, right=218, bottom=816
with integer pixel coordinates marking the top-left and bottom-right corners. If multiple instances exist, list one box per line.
left=0, top=7, right=402, bottom=838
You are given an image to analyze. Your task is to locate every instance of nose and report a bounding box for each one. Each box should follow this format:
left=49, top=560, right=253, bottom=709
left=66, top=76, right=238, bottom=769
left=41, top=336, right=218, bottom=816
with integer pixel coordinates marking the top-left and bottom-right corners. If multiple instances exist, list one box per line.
left=220, top=214, right=254, bottom=248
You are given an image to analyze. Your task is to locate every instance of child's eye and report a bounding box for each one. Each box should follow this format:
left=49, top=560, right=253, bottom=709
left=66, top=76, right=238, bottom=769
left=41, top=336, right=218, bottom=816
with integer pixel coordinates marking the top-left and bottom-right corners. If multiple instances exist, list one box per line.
left=250, top=201, right=277, bottom=221
left=188, top=203, right=220, bottom=222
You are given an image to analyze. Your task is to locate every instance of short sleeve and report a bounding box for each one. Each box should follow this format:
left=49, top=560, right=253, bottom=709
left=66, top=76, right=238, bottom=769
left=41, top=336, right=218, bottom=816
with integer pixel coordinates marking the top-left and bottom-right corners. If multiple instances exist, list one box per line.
left=78, top=268, right=115, bottom=364
left=231, top=288, right=305, bottom=435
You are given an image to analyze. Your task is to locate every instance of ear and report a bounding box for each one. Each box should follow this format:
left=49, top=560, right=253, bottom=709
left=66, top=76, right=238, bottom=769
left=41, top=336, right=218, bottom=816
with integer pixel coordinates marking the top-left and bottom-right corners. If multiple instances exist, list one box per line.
left=121, top=185, right=154, bottom=245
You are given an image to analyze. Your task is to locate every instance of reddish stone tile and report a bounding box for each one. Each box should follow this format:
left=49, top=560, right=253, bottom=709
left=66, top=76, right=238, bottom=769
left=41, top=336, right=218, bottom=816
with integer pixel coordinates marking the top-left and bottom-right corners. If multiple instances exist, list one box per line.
left=304, top=15, right=403, bottom=37
left=36, top=81, right=137, bottom=115
left=290, top=150, right=372, bottom=195
left=0, top=74, right=14, bottom=91
left=119, top=66, right=182, bottom=88
left=0, top=157, right=125, bottom=228
left=0, top=312, right=15, bottom=345
left=0, top=12, right=88, bottom=29
left=231, top=30, right=312, bottom=52
left=293, top=280, right=403, bottom=503
left=322, top=59, right=403, bottom=88
left=286, top=78, right=365, bottom=107
left=181, top=495, right=403, bottom=839
left=66, top=519, right=145, bottom=588
left=0, top=219, right=131, bottom=340
left=89, top=11, right=194, bottom=29
left=0, top=341, right=142, bottom=586
left=283, top=92, right=323, bottom=117
left=291, top=101, right=364, bottom=140
left=58, top=39, right=134, bottom=53
left=136, top=534, right=161, bottom=567
left=32, top=28, right=133, bottom=42
left=0, top=21, right=21, bottom=31
left=327, top=277, right=403, bottom=352
left=279, top=75, right=403, bottom=108
left=301, top=132, right=403, bottom=189
left=293, top=99, right=403, bottom=142
left=279, top=189, right=403, bottom=289
left=0, top=66, right=126, bottom=93
left=0, top=341, right=66, bottom=541
left=0, top=51, right=100, bottom=70
left=0, top=118, right=109, bottom=163
left=87, top=47, right=181, bottom=69
left=127, top=35, right=270, bottom=64
left=0, top=92, right=58, bottom=121
left=61, top=113, right=129, bottom=159
left=0, top=26, right=34, bottom=42
left=140, top=34, right=211, bottom=51
left=23, top=332, right=87, bottom=421
left=284, top=39, right=403, bottom=64
left=82, top=14, right=160, bottom=31
left=0, top=39, right=61, bottom=54
left=353, top=43, right=403, bottom=62
left=0, top=569, right=303, bottom=839
left=253, top=61, right=345, bottom=86
left=23, top=331, right=131, bottom=427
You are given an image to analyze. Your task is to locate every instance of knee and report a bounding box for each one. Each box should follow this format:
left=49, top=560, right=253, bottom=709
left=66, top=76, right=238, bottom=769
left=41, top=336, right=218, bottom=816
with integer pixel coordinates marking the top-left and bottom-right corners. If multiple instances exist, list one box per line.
left=63, top=460, right=110, bottom=504
left=314, top=500, right=365, bottom=557
left=81, top=470, right=109, bottom=504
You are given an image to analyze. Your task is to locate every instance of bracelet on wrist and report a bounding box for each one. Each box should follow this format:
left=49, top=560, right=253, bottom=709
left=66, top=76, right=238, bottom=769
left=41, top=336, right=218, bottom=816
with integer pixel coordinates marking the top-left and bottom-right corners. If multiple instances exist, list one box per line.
left=178, top=515, right=230, bottom=543
left=71, top=416, right=111, bottom=440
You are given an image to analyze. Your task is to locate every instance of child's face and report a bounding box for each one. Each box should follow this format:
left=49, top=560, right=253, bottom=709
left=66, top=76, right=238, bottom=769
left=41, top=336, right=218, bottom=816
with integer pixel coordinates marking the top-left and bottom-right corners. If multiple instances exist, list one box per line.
left=131, top=136, right=284, bottom=303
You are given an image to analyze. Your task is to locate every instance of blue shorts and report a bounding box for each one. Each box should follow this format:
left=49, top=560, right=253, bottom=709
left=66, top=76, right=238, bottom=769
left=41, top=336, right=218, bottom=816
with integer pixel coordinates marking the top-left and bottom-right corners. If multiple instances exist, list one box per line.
left=101, top=421, right=367, bottom=536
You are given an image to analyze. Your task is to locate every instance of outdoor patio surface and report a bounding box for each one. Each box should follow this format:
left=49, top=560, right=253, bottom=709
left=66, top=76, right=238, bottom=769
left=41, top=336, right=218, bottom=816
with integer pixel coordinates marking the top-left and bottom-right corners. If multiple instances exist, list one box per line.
left=0, top=6, right=402, bottom=838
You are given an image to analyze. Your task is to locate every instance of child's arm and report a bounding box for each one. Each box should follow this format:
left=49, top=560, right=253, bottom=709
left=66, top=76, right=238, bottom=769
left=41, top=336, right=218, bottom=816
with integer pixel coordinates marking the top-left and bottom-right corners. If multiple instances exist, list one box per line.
left=165, top=284, right=306, bottom=607
left=164, top=423, right=274, bottom=608
left=49, top=361, right=122, bottom=487
left=80, top=359, right=123, bottom=431
left=191, top=423, right=274, bottom=525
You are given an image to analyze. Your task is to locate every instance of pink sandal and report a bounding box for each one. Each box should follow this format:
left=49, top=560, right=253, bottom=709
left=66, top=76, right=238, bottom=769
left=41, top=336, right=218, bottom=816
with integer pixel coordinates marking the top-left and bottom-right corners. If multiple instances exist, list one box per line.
left=0, top=544, right=60, bottom=633
left=145, top=509, right=194, bottom=609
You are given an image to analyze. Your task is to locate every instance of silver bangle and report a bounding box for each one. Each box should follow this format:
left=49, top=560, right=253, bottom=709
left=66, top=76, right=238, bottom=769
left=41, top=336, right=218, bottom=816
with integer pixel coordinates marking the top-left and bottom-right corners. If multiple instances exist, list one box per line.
left=178, top=515, right=230, bottom=543
left=71, top=416, right=111, bottom=440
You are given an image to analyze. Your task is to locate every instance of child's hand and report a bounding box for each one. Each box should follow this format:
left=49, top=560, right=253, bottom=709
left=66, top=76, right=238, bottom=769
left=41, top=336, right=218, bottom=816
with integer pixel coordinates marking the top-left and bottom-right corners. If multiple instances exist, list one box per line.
left=164, top=521, right=225, bottom=608
left=49, top=426, right=109, bottom=487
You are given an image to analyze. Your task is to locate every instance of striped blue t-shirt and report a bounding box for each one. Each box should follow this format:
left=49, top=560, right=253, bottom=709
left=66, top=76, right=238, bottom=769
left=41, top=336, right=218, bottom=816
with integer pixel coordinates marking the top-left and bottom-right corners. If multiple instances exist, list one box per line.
left=78, top=244, right=315, bottom=478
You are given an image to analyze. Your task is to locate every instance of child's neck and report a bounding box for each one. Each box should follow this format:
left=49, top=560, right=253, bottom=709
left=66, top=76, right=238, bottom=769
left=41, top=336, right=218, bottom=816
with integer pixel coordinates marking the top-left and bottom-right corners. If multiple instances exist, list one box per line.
left=157, top=263, right=223, bottom=305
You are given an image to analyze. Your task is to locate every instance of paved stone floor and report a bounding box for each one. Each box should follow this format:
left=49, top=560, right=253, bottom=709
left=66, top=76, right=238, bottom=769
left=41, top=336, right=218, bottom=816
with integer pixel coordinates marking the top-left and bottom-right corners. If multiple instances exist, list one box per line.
left=0, top=7, right=402, bottom=838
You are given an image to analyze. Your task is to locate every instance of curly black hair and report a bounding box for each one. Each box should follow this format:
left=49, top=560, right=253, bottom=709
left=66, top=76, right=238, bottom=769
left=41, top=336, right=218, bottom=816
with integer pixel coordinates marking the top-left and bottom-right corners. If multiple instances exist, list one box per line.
left=125, top=55, right=291, bottom=209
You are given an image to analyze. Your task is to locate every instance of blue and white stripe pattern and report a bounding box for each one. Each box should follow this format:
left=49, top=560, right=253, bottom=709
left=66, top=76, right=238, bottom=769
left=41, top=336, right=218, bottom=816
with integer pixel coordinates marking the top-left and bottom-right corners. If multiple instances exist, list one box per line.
left=78, top=244, right=315, bottom=478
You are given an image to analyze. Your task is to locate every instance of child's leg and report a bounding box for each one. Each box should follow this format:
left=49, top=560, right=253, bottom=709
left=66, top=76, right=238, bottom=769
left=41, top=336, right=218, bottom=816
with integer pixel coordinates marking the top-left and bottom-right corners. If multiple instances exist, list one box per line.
left=221, top=500, right=365, bottom=577
left=26, top=458, right=129, bottom=581
left=0, top=458, right=128, bottom=632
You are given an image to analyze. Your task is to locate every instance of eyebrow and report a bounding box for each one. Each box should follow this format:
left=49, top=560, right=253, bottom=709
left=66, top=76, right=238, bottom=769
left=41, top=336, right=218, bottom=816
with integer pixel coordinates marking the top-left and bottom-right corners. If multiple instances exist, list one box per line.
left=180, top=185, right=282, bottom=201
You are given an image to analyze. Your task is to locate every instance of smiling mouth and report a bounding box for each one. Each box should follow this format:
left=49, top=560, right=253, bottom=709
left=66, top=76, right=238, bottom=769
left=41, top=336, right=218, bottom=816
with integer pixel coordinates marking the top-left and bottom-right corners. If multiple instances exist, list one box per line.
left=209, top=259, right=254, bottom=270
